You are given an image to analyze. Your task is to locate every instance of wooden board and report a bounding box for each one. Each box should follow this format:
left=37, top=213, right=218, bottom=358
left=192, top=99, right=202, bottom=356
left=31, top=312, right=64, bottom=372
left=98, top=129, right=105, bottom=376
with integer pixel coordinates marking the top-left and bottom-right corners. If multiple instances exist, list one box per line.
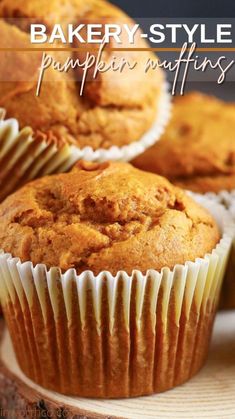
left=0, top=311, right=235, bottom=419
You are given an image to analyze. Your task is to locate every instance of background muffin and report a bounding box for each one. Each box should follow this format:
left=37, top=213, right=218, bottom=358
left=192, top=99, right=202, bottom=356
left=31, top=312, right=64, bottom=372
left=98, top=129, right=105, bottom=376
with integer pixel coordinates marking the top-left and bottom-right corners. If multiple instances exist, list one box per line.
left=0, top=0, right=166, bottom=148
left=0, top=161, right=231, bottom=398
left=0, top=0, right=171, bottom=202
left=132, top=92, right=235, bottom=193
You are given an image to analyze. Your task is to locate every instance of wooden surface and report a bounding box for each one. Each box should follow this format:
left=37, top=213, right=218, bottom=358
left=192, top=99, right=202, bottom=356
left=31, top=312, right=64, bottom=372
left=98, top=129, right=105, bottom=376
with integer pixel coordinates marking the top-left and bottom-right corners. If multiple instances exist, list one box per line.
left=0, top=311, right=235, bottom=419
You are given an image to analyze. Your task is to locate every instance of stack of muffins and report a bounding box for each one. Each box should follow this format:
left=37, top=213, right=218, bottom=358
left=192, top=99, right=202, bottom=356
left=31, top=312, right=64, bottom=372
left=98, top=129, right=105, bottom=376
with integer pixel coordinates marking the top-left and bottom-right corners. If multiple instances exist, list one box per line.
left=0, top=0, right=233, bottom=401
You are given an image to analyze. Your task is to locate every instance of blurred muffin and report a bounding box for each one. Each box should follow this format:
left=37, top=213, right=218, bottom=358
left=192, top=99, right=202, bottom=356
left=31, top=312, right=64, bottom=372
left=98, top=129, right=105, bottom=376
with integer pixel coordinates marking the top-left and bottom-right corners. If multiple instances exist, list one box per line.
left=0, top=0, right=163, bottom=150
left=132, top=92, right=235, bottom=193
left=0, top=0, right=170, bottom=201
left=0, top=161, right=231, bottom=398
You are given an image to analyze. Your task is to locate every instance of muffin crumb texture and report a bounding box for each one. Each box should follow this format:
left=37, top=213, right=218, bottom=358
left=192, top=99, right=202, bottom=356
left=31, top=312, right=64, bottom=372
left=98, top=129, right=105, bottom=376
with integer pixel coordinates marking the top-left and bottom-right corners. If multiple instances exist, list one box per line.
left=0, top=162, right=220, bottom=274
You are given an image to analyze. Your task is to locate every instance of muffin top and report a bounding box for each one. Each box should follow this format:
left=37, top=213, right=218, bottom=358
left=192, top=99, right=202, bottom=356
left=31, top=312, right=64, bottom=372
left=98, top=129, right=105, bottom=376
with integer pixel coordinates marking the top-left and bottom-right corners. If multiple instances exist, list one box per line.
left=0, top=0, right=163, bottom=150
left=0, top=161, right=219, bottom=275
left=132, top=92, right=235, bottom=193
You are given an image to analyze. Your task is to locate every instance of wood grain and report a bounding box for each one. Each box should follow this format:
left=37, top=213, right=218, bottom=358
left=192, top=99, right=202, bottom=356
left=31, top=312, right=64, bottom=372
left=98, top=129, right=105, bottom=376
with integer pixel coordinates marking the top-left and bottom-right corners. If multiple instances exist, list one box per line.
left=0, top=312, right=235, bottom=419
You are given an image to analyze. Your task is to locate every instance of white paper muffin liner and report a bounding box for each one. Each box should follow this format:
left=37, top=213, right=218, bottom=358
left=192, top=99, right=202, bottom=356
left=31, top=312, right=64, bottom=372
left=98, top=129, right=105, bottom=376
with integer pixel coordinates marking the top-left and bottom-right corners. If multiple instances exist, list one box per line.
left=202, top=190, right=235, bottom=309
left=0, top=196, right=232, bottom=398
left=204, top=189, right=235, bottom=220
left=0, top=83, right=171, bottom=202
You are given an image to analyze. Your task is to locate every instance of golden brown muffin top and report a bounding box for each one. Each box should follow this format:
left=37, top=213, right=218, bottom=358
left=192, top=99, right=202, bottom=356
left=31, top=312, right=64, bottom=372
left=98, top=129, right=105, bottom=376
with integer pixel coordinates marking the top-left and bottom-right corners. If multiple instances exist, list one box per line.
left=0, top=0, right=163, bottom=150
left=132, top=92, right=235, bottom=193
left=0, top=161, right=219, bottom=275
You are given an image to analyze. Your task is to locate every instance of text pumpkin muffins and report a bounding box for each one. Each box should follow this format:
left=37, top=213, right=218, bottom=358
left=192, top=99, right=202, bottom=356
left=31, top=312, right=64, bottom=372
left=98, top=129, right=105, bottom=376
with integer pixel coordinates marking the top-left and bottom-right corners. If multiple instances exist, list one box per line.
left=0, top=162, right=232, bottom=398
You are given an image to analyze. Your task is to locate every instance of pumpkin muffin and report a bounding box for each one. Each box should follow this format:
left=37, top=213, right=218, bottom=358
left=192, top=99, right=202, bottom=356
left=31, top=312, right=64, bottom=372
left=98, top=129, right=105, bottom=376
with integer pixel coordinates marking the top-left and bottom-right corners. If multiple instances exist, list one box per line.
left=0, top=0, right=170, bottom=202
left=0, top=0, right=164, bottom=151
left=0, top=161, right=220, bottom=273
left=132, top=92, right=235, bottom=193
left=0, top=162, right=231, bottom=398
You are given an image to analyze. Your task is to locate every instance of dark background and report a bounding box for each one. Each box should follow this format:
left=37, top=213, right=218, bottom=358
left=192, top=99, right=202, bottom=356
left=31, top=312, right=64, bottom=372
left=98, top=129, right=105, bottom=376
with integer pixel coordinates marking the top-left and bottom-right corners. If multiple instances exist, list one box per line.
left=112, top=0, right=235, bottom=18
left=111, top=0, right=235, bottom=99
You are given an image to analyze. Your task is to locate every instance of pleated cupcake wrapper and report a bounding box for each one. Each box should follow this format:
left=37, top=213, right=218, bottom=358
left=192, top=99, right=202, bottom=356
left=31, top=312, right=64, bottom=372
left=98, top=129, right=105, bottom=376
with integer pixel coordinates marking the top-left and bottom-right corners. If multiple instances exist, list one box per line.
left=0, top=83, right=171, bottom=202
left=0, top=196, right=232, bottom=398
left=202, top=190, right=235, bottom=309
left=0, top=111, right=72, bottom=202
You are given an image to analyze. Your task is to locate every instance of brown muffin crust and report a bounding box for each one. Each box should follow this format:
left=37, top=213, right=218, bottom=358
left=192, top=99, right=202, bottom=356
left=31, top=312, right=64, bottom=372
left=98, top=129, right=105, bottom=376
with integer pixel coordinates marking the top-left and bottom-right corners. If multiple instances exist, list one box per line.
left=132, top=92, right=235, bottom=193
left=0, top=161, right=220, bottom=274
left=0, top=0, right=164, bottom=150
